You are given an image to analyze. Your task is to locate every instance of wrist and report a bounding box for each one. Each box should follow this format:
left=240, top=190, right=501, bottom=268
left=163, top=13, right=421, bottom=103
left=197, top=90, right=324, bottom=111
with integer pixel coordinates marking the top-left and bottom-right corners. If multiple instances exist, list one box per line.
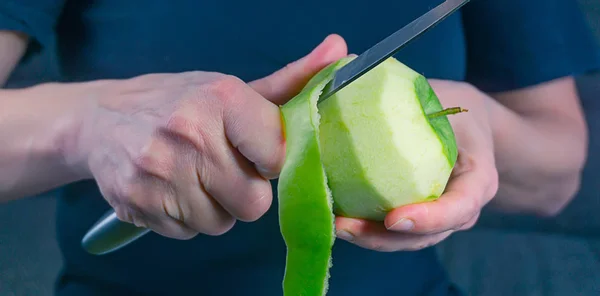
left=0, top=81, right=104, bottom=200
left=483, top=90, right=587, bottom=216
left=23, top=82, right=95, bottom=181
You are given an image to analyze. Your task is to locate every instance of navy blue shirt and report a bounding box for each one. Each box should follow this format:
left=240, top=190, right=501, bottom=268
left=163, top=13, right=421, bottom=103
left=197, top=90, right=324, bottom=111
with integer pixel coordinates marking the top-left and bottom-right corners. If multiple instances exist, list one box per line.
left=1, top=0, right=599, bottom=295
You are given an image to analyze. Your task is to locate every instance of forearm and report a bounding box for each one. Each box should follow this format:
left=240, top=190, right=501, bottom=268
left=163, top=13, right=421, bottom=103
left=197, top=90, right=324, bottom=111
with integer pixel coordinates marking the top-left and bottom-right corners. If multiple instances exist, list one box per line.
left=485, top=89, right=587, bottom=216
left=0, top=83, right=92, bottom=202
left=0, top=31, right=27, bottom=86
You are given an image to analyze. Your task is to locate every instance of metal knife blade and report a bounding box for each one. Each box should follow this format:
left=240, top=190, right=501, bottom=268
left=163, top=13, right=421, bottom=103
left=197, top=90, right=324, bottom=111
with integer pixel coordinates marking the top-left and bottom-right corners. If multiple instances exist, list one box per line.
left=319, top=0, right=470, bottom=103
left=81, top=0, right=470, bottom=256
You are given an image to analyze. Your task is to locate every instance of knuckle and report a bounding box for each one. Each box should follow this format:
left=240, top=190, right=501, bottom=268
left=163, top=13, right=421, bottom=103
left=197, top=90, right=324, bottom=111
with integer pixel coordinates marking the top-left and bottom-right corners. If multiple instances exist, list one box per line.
left=206, top=74, right=245, bottom=103
left=237, top=184, right=272, bottom=222
left=113, top=176, right=154, bottom=218
left=164, top=112, right=208, bottom=152
left=113, top=205, right=132, bottom=224
left=461, top=215, right=479, bottom=231
left=130, top=213, right=148, bottom=228
left=165, top=113, right=196, bottom=139
left=125, top=195, right=148, bottom=216
left=114, top=178, right=137, bottom=206
left=132, top=139, right=173, bottom=180
left=161, top=194, right=186, bottom=223
left=114, top=205, right=147, bottom=228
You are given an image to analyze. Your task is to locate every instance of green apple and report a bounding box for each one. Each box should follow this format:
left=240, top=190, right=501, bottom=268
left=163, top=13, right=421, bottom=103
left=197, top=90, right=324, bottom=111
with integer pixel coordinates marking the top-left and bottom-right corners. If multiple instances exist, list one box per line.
left=277, top=56, right=464, bottom=295
left=318, top=57, right=459, bottom=220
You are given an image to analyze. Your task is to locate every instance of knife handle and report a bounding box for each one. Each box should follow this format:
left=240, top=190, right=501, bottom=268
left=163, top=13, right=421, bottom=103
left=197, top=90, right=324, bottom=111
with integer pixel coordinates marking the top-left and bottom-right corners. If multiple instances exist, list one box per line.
left=81, top=209, right=151, bottom=255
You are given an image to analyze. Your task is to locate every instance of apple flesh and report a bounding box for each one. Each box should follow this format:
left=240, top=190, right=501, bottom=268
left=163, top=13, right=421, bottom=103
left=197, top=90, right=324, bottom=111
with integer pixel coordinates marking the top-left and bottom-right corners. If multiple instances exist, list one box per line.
left=318, top=57, right=458, bottom=221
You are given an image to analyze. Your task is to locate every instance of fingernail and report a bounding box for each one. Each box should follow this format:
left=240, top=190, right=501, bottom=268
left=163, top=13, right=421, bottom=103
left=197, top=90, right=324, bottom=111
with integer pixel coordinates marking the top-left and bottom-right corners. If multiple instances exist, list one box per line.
left=388, top=218, right=415, bottom=231
left=336, top=230, right=354, bottom=241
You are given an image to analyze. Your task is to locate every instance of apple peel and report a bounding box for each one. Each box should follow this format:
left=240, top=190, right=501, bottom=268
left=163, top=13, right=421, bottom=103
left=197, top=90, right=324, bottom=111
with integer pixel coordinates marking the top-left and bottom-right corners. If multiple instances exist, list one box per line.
left=277, top=58, right=351, bottom=296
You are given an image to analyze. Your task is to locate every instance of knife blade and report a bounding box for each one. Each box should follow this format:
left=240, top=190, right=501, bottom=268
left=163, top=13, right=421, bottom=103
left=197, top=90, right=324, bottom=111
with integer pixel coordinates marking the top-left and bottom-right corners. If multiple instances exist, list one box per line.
left=81, top=0, right=470, bottom=256
left=319, top=0, right=470, bottom=103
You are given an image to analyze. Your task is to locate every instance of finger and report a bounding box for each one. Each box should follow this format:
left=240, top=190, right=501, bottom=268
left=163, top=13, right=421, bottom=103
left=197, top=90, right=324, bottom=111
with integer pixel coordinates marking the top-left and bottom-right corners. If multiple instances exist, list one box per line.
left=224, top=35, right=347, bottom=178
left=218, top=76, right=287, bottom=179
left=91, top=141, right=201, bottom=240
left=384, top=152, right=493, bottom=234
left=335, top=217, right=453, bottom=252
left=112, top=205, right=198, bottom=241
left=133, top=131, right=235, bottom=237
left=196, top=133, right=274, bottom=223
left=120, top=197, right=200, bottom=241
left=163, top=86, right=274, bottom=225
left=248, top=34, right=348, bottom=105
left=174, top=177, right=237, bottom=236
left=102, top=173, right=200, bottom=240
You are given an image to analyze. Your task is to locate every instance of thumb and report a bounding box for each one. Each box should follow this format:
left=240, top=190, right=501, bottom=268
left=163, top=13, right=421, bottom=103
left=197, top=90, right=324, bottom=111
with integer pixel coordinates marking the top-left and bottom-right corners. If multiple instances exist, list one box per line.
left=249, top=34, right=348, bottom=105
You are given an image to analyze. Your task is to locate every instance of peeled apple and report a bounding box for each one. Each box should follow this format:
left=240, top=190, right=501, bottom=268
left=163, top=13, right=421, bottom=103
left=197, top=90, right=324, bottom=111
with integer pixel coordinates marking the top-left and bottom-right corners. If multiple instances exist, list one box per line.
left=277, top=56, right=463, bottom=295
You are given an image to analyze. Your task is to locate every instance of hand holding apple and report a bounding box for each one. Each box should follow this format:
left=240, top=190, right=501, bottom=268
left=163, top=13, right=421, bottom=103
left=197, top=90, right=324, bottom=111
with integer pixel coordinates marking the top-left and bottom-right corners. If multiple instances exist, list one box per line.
left=275, top=54, right=501, bottom=294
left=334, top=79, right=499, bottom=252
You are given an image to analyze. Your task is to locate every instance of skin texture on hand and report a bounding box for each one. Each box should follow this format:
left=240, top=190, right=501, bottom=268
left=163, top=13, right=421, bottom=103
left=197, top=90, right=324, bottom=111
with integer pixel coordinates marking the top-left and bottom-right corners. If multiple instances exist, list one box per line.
left=335, top=80, right=500, bottom=252
left=66, top=34, right=348, bottom=240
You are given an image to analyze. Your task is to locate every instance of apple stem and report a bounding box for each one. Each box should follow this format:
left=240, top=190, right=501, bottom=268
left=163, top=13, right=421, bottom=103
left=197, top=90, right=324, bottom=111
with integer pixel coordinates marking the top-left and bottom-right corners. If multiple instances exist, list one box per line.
left=427, top=107, right=468, bottom=119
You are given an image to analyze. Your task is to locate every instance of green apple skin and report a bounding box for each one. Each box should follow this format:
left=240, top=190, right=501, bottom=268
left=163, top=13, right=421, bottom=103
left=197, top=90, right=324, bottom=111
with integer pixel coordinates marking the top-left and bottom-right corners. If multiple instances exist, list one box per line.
left=318, top=56, right=458, bottom=221
left=277, top=57, right=352, bottom=296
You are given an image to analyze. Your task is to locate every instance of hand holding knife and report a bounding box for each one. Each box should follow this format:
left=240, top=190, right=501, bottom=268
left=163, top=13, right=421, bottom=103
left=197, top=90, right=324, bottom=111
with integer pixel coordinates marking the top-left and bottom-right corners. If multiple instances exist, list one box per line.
left=81, top=0, right=470, bottom=256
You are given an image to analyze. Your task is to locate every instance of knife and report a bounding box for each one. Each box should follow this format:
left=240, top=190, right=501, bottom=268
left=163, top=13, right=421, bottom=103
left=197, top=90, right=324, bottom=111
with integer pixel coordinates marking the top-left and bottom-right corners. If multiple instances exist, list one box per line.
left=81, top=0, right=470, bottom=256
left=319, top=0, right=469, bottom=102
